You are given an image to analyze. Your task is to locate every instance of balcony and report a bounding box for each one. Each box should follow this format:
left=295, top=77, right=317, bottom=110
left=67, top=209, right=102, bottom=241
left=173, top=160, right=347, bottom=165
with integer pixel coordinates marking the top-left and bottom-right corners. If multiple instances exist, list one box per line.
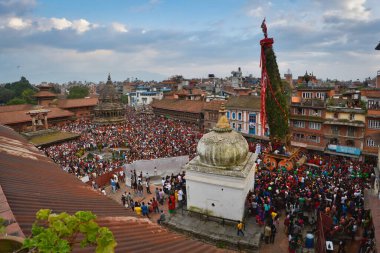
left=292, top=99, right=326, bottom=108
left=324, top=132, right=364, bottom=139
left=323, top=119, right=365, bottom=127
left=290, top=114, right=324, bottom=122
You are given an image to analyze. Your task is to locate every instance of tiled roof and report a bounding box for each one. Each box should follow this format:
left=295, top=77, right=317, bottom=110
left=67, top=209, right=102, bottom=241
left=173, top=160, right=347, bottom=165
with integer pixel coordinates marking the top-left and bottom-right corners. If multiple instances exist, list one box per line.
left=34, top=91, right=57, bottom=97
left=152, top=99, right=204, bottom=113
left=0, top=104, right=33, bottom=113
left=225, top=95, right=261, bottom=110
left=0, top=107, right=74, bottom=125
left=0, top=126, right=226, bottom=253
left=58, top=98, right=98, bottom=108
left=203, top=100, right=225, bottom=111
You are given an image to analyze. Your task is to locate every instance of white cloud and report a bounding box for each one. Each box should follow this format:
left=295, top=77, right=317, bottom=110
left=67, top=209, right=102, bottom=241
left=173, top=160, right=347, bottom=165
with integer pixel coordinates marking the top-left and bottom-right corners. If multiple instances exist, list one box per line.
left=111, top=22, right=128, bottom=33
left=322, top=0, right=370, bottom=21
left=7, top=16, right=31, bottom=29
left=37, top=17, right=72, bottom=32
left=51, top=18, right=72, bottom=30
left=72, top=19, right=92, bottom=34
left=247, top=6, right=263, bottom=18
left=141, top=29, right=147, bottom=34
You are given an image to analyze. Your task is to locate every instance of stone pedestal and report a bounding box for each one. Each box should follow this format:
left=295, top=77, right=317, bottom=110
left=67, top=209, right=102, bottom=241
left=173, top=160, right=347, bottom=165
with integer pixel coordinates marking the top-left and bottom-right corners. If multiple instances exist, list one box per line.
left=184, top=153, right=257, bottom=221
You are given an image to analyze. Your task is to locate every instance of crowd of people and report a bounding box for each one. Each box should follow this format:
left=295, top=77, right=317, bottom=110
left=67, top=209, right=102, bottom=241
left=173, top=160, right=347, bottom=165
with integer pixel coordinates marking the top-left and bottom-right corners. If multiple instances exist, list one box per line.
left=248, top=143, right=376, bottom=252
left=120, top=169, right=187, bottom=223
left=40, top=106, right=379, bottom=252
left=44, top=108, right=201, bottom=181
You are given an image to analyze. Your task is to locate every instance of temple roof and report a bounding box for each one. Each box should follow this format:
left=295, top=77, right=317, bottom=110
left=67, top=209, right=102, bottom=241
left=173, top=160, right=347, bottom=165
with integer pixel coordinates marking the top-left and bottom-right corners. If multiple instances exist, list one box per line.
left=58, top=98, right=98, bottom=108
left=151, top=99, right=204, bottom=113
left=0, top=107, right=73, bottom=125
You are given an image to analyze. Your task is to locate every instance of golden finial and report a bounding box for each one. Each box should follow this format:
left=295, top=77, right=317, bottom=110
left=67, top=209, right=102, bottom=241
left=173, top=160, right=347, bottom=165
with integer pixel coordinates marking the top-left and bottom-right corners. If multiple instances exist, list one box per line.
left=215, top=103, right=232, bottom=131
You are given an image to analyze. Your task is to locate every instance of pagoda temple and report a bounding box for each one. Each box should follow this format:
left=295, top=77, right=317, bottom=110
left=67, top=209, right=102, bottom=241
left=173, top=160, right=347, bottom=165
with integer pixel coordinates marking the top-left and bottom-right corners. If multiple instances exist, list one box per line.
left=93, top=74, right=125, bottom=124
left=34, top=84, right=57, bottom=106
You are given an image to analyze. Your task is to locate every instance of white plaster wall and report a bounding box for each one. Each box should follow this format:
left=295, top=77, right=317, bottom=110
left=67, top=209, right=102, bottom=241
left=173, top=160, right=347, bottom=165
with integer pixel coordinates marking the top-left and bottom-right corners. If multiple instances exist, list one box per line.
left=186, top=165, right=255, bottom=221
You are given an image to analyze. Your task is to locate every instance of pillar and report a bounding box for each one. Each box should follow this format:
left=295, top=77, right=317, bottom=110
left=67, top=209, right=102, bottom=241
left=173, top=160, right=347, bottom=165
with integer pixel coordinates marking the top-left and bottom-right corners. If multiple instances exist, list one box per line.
left=32, top=115, right=36, bottom=132
left=44, top=114, right=48, bottom=130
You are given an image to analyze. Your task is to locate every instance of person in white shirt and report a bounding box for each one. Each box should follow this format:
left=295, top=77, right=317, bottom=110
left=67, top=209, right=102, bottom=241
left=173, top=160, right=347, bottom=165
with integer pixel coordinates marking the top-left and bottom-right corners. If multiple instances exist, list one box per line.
left=178, top=189, right=184, bottom=207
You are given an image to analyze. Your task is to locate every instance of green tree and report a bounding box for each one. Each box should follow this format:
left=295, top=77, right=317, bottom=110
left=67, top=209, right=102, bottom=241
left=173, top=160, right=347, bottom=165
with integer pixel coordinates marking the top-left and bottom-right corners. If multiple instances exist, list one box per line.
left=6, top=97, right=27, bottom=105
left=23, top=209, right=117, bottom=253
left=0, top=87, right=15, bottom=104
left=51, top=85, right=61, bottom=94
left=4, top=76, right=34, bottom=98
left=22, top=88, right=37, bottom=104
left=263, top=44, right=290, bottom=143
left=121, top=94, right=129, bottom=104
left=68, top=86, right=89, bottom=99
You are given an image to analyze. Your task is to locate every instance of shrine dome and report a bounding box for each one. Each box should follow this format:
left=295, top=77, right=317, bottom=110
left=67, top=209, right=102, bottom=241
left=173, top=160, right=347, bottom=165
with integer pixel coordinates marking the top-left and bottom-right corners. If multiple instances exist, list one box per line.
left=196, top=105, right=248, bottom=168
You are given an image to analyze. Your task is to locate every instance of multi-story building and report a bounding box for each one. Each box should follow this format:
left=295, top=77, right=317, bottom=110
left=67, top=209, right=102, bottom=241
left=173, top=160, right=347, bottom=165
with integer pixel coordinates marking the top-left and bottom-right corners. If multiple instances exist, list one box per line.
left=225, top=96, right=267, bottom=140
left=324, top=91, right=366, bottom=159
left=361, top=89, right=380, bottom=162
left=128, top=86, right=163, bottom=107
left=289, top=87, right=335, bottom=152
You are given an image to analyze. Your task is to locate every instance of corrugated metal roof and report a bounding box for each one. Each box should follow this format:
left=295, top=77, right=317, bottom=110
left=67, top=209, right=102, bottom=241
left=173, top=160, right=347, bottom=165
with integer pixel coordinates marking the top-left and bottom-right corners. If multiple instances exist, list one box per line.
left=0, top=125, right=229, bottom=253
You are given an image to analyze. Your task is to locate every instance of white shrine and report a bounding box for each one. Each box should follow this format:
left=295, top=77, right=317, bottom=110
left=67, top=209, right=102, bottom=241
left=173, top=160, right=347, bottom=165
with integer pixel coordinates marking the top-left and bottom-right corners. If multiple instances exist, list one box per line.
left=184, top=104, right=257, bottom=221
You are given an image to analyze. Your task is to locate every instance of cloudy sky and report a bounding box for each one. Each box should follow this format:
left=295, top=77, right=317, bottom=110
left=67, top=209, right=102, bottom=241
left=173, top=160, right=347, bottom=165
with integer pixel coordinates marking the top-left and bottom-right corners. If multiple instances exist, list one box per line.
left=0, top=0, right=380, bottom=84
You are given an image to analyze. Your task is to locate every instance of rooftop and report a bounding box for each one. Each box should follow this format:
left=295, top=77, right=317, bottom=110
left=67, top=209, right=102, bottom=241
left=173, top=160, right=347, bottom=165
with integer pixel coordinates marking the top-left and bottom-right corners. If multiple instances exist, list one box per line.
left=203, top=100, right=225, bottom=111
left=34, top=90, right=57, bottom=98
left=0, top=125, right=227, bottom=253
left=225, top=95, right=260, bottom=110
left=0, top=107, right=74, bottom=125
left=57, top=97, right=98, bottom=108
left=151, top=99, right=205, bottom=113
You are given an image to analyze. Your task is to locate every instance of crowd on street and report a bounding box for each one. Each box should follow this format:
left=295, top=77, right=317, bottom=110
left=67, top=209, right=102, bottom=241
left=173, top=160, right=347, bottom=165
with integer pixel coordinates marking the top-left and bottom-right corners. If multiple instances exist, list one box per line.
left=44, top=108, right=201, bottom=181
left=41, top=107, right=379, bottom=252
left=249, top=143, right=376, bottom=253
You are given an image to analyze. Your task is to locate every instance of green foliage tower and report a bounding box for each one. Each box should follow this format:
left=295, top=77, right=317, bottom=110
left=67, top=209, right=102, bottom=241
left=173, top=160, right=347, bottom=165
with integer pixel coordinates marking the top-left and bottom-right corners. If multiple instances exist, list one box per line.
left=260, top=19, right=290, bottom=144
left=264, top=46, right=290, bottom=143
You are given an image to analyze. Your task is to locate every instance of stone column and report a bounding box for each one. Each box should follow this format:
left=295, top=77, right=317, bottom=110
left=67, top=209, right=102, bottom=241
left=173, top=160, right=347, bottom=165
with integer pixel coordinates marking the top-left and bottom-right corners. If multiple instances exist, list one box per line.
left=32, top=115, right=36, bottom=132
left=44, top=113, right=48, bottom=130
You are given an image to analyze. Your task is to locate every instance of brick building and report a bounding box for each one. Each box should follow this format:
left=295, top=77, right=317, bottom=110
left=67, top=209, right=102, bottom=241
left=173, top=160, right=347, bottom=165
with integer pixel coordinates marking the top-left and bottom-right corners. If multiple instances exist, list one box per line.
left=151, top=99, right=204, bottom=129
left=290, top=87, right=335, bottom=151
left=0, top=104, right=74, bottom=132
left=361, top=89, right=380, bottom=161
left=57, top=97, right=98, bottom=120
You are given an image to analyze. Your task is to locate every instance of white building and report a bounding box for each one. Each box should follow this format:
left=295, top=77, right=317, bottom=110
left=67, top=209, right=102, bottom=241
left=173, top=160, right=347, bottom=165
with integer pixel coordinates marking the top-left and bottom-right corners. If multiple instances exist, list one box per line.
left=128, top=88, right=163, bottom=107
left=226, top=95, right=269, bottom=139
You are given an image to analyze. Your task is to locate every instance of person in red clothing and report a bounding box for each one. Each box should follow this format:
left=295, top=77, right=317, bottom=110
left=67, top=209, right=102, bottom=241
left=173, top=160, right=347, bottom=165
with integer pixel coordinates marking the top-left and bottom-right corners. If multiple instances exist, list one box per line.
left=168, top=194, right=176, bottom=214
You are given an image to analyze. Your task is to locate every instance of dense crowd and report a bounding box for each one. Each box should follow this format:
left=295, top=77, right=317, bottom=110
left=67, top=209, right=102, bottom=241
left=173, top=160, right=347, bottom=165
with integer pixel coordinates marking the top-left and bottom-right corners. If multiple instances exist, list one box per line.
left=120, top=169, right=186, bottom=224
left=248, top=144, right=376, bottom=252
left=41, top=107, right=378, bottom=252
left=44, top=108, right=201, bottom=180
